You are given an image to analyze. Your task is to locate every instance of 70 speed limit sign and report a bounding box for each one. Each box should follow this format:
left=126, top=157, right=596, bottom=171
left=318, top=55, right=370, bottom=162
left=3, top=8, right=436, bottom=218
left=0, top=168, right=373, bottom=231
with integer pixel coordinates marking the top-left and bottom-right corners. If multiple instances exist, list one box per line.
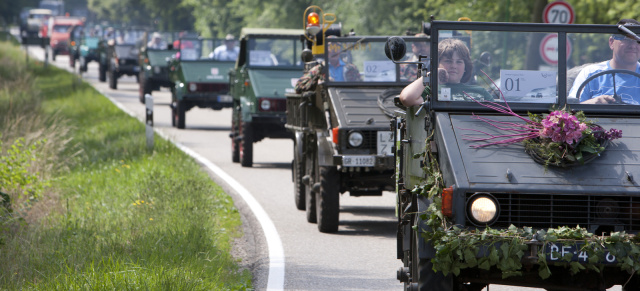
left=543, top=1, right=574, bottom=24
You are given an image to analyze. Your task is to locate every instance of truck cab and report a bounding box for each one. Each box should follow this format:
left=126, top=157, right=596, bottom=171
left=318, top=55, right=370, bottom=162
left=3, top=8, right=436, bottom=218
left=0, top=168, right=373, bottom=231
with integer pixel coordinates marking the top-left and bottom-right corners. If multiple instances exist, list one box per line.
left=389, top=20, right=640, bottom=291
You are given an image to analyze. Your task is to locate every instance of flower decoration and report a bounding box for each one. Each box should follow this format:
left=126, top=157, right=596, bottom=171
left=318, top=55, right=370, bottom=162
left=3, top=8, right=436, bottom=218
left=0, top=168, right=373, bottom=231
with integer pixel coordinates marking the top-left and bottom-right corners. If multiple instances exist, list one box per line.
left=462, top=92, right=622, bottom=168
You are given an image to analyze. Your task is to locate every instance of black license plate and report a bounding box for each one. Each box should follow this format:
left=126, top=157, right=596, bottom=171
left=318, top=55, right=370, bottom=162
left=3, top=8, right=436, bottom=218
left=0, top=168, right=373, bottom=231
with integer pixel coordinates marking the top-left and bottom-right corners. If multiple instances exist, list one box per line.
left=545, top=242, right=618, bottom=265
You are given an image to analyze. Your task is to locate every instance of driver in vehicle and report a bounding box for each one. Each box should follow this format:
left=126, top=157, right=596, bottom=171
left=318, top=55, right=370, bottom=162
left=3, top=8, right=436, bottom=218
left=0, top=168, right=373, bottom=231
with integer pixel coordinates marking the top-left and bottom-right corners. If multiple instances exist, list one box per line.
left=568, top=19, right=640, bottom=104
left=327, top=41, right=361, bottom=82
left=399, top=38, right=493, bottom=106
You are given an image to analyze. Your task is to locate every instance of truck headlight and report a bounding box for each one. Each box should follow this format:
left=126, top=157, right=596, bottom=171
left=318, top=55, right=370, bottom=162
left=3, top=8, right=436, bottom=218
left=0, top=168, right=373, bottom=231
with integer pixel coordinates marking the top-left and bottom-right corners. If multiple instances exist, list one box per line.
left=467, top=193, right=499, bottom=225
left=347, top=131, right=363, bottom=147
left=260, top=99, right=271, bottom=111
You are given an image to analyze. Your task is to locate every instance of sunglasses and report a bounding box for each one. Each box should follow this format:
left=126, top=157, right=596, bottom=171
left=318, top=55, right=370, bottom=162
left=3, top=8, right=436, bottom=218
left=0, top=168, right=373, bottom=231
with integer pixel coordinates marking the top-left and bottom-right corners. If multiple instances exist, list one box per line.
left=612, top=34, right=639, bottom=43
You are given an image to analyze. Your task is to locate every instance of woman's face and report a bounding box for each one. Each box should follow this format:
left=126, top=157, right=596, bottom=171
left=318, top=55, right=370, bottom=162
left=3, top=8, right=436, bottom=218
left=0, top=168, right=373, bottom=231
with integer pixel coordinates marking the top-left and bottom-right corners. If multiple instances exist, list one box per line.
left=439, top=51, right=466, bottom=83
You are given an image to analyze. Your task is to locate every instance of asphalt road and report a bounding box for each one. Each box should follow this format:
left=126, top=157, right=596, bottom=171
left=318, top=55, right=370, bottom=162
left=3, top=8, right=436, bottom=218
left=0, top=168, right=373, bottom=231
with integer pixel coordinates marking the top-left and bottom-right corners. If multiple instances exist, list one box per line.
left=19, top=42, right=622, bottom=291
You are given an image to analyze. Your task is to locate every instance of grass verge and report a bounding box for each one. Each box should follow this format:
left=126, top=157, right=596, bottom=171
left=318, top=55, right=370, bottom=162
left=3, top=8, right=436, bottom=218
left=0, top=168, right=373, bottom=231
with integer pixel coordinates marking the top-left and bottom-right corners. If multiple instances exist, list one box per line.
left=0, top=40, right=252, bottom=290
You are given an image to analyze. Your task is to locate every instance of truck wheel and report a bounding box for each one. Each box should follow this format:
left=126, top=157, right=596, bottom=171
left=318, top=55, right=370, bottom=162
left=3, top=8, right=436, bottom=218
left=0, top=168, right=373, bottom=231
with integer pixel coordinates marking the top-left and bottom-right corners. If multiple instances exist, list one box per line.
left=174, top=100, right=186, bottom=129
left=316, top=166, right=340, bottom=233
left=231, top=118, right=240, bottom=163
left=305, top=150, right=317, bottom=223
left=80, top=57, right=88, bottom=72
left=108, top=69, right=117, bottom=89
left=293, top=141, right=306, bottom=210
left=240, top=120, right=253, bottom=167
left=98, top=62, right=106, bottom=82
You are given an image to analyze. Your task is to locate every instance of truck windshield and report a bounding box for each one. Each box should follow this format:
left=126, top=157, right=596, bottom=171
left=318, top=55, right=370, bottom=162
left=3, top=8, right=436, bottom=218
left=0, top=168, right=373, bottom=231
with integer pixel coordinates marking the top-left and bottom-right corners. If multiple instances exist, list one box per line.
left=247, top=37, right=302, bottom=68
left=430, top=24, right=640, bottom=109
left=326, top=37, right=430, bottom=83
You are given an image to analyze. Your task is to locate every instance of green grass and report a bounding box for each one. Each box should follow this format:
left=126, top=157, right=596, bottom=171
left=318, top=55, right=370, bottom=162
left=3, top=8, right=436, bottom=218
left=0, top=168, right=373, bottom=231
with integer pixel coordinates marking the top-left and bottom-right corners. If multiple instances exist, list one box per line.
left=0, top=40, right=252, bottom=290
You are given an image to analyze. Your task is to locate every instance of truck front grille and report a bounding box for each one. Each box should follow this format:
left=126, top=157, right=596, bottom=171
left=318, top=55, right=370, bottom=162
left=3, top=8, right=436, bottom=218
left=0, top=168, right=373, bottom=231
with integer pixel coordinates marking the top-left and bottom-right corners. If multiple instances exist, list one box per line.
left=468, top=193, right=640, bottom=233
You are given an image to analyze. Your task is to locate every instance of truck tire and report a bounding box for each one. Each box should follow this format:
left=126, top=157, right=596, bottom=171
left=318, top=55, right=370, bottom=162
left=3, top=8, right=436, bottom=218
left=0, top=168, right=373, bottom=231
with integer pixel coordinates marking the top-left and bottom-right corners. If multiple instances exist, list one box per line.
left=174, top=100, right=186, bottom=129
left=316, top=166, right=340, bottom=232
left=98, top=62, right=106, bottom=82
left=293, top=141, right=305, bottom=210
left=240, top=121, right=253, bottom=167
left=109, top=69, right=118, bottom=89
left=305, top=150, right=317, bottom=223
left=231, top=118, right=240, bottom=163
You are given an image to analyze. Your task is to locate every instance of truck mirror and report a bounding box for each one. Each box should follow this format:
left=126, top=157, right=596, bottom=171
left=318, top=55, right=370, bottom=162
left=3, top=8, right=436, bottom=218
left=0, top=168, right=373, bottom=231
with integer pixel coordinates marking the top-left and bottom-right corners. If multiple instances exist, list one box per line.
left=384, top=36, right=406, bottom=62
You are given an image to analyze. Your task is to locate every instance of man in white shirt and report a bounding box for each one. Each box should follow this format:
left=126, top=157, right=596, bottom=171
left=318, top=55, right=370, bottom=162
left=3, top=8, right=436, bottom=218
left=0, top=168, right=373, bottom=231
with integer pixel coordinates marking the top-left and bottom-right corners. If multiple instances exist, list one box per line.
left=210, top=34, right=239, bottom=61
left=568, top=19, right=640, bottom=104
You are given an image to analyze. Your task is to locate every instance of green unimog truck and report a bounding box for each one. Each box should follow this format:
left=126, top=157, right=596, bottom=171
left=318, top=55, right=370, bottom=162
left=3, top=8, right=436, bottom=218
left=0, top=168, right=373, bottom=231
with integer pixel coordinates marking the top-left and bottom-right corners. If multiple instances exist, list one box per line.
left=138, top=31, right=179, bottom=103
left=387, top=20, right=640, bottom=290
left=283, top=7, right=428, bottom=233
left=68, top=25, right=101, bottom=72
left=229, top=28, right=304, bottom=167
left=106, top=28, right=146, bottom=90
left=168, top=37, right=236, bottom=129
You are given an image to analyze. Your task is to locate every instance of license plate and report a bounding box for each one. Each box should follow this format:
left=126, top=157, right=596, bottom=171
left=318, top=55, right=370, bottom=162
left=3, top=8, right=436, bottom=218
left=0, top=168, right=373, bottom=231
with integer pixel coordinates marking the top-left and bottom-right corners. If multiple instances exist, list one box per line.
left=545, top=242, right=617, bottom=265
left=342, top=155, right=375, bottom=167
left=217, top=95, right=233, bottom=103
left=377, top=131, right=393, bottom=156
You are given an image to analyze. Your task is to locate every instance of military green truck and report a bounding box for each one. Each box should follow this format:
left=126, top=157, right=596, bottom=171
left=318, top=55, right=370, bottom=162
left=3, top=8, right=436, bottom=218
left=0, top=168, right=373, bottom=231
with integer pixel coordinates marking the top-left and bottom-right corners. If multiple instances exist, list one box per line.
left=106, top=28, right=146, bottom=89
left=167, top=37, right=235, bottom=129
left=138, top=31, right=178, bottom=103
left=387, top=20, right=640, bottom=291
left=229, top=28, right=303, bottom=167
left=68, top=25, right=100, bottom=72
left=286, top=8, right=429, bottom=232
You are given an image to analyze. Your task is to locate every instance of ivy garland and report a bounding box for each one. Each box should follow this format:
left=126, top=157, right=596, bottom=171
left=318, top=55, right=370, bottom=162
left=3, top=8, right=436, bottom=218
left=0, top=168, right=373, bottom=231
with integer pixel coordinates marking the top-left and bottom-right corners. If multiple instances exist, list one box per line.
left=411, top=132, right=640, bottom=280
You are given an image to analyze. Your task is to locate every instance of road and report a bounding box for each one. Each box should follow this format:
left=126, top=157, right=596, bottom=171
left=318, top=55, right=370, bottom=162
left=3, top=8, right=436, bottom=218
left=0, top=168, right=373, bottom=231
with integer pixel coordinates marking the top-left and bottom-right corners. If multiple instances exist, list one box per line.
left=21, top=43, right=622, bottom=291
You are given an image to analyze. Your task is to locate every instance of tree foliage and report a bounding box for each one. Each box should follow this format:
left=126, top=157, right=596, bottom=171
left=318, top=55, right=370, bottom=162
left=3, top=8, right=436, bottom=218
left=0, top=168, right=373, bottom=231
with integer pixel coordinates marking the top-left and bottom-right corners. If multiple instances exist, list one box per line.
left=8, top=0, right=640, bottom=37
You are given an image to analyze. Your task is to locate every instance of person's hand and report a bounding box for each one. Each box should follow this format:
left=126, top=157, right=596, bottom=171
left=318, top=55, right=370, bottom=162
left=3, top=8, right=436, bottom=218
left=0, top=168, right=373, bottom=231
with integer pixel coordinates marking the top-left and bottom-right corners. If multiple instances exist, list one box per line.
left=437, top=68, right=449, bottom=84
left=581, top=95, right=617, bottom=104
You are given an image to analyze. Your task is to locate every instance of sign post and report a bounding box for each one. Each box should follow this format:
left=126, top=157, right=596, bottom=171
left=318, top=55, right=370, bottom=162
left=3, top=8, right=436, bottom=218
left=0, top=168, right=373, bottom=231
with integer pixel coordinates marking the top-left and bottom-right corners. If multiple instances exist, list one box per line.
left=145, top=94, right=154, bottom=150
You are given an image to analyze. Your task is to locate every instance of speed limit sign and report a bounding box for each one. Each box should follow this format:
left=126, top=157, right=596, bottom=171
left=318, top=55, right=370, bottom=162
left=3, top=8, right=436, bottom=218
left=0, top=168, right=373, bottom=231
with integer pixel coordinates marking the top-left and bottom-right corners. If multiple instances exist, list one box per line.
left=543, top=1, right=574, bottom=24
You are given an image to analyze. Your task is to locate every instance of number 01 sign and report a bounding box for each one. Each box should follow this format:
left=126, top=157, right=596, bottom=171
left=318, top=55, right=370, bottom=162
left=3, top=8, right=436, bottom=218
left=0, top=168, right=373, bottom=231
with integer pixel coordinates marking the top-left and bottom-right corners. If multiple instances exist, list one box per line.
left=543, top=1, right=574, bottom=24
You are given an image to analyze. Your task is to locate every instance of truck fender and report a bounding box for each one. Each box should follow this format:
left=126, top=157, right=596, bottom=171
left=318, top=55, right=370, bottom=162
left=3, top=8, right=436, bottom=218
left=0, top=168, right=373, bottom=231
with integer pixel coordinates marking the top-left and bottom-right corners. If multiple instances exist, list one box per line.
left=239, top=96, right=254, bottom=122
left=415, top=194, right=436, bottom=259
left=316, top=133, right=334, bottom=167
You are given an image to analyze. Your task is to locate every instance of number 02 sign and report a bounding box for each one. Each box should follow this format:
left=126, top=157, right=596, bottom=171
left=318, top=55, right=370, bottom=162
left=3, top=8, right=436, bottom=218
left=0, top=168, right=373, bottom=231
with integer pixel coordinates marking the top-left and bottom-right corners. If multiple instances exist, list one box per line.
left=543, top=1, right=574, bottom=24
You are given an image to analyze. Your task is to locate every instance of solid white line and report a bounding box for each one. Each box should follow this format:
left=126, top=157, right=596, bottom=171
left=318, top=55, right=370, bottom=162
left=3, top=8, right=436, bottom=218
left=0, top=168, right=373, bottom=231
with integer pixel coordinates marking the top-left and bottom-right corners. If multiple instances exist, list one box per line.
left=102, top=93, right=285, bottom=290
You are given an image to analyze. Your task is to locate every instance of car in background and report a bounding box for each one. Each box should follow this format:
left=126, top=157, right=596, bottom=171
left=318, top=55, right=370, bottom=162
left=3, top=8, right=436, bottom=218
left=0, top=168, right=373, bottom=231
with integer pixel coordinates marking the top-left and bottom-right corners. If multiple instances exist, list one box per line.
left=229, top=28, right=304, bottom=167
left=68, top=25, right=101, bottom=72
left=47, top=16, right=84, bottom=61
left=138, top=31, right=179, bottom=103
left=168, top=37, right=236, bottom=129
left=20, top=8, right=51, bottom=46
left=106, top=28, right=146, bottom=89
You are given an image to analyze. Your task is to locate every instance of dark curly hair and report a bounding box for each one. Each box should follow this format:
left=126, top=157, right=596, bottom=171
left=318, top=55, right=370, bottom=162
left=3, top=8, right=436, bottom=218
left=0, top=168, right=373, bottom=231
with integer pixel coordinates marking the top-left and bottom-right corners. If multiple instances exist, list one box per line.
left=438, top=38, right=473, bottom=83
